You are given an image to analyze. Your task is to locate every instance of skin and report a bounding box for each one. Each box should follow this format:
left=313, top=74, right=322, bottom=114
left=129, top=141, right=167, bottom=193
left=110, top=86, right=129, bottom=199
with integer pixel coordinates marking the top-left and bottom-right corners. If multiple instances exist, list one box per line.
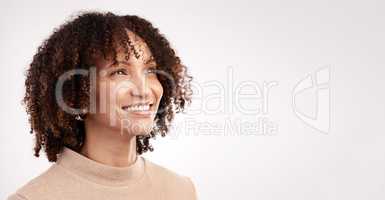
left=80, top=29, right=163, bottom=167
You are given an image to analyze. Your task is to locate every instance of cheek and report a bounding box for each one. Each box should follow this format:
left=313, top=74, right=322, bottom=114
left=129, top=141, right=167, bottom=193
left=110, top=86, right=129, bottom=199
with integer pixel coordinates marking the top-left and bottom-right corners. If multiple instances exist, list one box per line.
left=96, top=79, right=123, bottom=112
left=152, top=79, right=163, bottom=101
left=94, top=79, right=110, bottom=113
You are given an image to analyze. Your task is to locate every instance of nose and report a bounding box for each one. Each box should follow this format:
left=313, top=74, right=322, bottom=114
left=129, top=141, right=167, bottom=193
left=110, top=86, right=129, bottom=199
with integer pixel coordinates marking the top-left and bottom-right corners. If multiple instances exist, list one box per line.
left=128, top=70, right=151, bottom=99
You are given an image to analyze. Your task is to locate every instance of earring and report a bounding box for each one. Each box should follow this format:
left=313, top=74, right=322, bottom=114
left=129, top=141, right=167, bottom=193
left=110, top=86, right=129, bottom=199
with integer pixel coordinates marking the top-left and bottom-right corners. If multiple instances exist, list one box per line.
left=75, top=114, right=83, bottom=121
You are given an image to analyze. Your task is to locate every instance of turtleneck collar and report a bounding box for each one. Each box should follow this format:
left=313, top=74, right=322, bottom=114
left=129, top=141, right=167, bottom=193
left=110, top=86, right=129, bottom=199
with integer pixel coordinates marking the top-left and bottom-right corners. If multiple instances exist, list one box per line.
left=56, top=146, right=146, bottom=187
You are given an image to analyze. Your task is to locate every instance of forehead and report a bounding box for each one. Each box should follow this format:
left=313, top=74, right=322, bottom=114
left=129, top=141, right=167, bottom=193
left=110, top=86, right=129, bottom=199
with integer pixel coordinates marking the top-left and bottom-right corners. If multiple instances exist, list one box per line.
left=95, top=29, right=154, bottom=68
left=117, top=29, right=152, bottom=61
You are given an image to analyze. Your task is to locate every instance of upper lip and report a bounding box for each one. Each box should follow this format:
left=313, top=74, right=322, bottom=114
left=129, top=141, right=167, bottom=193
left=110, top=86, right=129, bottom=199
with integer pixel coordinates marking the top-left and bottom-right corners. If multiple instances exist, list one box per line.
left=121, top=101, right=153, bottom=108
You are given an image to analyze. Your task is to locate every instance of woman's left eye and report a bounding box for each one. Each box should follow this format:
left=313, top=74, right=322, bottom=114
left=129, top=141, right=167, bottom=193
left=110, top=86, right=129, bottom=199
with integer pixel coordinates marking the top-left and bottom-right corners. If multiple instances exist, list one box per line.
left=146, top=67, right=157, bottom=74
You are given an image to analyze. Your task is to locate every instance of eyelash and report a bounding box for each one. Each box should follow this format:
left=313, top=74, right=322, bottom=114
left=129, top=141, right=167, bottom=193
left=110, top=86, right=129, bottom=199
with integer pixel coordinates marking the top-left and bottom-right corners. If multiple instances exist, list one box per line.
left=109, top=67, right=157, bottom=76
left=146, top=67, right=157, bottom=74
left=109, top=69, right=126, bottom=76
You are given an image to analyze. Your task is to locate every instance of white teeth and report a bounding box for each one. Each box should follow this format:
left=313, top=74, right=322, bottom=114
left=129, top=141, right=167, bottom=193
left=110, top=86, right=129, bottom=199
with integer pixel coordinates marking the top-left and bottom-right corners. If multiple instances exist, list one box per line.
left=122, top=104, right=150, bottom=112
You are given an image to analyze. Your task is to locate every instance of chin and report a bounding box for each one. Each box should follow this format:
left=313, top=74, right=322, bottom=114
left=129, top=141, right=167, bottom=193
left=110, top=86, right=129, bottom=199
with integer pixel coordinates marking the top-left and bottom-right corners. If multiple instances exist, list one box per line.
left=116, top=118, right=154, bottom=136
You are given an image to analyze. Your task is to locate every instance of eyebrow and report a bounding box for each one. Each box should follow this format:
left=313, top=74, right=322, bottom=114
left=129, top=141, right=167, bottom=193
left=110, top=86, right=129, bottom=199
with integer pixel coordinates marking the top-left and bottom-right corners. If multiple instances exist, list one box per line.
left=107, top=57, right=156, bottom=68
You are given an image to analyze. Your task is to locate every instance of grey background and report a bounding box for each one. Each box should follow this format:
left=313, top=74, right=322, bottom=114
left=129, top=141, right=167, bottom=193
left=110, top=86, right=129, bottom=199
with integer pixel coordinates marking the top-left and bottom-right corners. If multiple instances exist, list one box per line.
left=1, top=0, right=384, bottom=199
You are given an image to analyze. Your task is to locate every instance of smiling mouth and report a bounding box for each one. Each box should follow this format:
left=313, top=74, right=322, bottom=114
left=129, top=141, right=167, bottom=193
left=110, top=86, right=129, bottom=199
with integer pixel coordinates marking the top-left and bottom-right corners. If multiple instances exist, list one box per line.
left=119, top=103, right=154, bottom=117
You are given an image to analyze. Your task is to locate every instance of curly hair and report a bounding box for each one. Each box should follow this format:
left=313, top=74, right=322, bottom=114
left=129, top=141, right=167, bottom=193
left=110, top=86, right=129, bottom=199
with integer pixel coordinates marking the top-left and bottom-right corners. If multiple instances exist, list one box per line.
left=22, top=11, right=193, bottom=162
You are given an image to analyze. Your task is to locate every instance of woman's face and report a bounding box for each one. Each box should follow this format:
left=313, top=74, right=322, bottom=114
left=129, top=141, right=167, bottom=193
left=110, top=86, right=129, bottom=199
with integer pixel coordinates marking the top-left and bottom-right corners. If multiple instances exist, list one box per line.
left=87, top=29, right=163, bottom=136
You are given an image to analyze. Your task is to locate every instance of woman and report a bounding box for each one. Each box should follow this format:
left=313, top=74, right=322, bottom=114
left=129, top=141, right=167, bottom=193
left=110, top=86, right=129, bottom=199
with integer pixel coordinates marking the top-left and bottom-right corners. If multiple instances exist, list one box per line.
left=7, top=11, right=196, bottom=200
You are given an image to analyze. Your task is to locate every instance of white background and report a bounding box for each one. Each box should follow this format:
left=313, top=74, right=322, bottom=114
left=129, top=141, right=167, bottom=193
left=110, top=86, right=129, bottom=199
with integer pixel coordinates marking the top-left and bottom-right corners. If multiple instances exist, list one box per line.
left=1, top=0, right=384, bottom=199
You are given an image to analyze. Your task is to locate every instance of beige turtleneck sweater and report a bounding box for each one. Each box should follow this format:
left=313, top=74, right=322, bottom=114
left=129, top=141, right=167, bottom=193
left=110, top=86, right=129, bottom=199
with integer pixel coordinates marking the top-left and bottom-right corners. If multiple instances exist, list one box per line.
left=6, top=147, right=198, bottom=200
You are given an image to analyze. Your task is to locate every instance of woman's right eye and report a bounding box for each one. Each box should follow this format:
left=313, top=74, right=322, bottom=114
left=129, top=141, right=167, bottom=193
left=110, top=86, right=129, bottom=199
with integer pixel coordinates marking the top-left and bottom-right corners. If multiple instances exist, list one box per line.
left=110, top=69, right=127, bottom=76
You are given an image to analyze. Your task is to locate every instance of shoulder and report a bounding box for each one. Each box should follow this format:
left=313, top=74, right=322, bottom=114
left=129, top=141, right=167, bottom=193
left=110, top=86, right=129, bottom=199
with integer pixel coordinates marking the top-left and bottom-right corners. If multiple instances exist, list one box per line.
left=143, top=158, right=198, bottom=200
left=6, top=164, right=62, bottom=200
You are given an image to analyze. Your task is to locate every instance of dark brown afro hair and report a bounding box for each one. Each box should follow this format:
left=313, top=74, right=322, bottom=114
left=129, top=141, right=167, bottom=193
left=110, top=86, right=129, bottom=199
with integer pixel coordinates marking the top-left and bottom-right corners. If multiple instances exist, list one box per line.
left=22, top=11, right=193, bottom=162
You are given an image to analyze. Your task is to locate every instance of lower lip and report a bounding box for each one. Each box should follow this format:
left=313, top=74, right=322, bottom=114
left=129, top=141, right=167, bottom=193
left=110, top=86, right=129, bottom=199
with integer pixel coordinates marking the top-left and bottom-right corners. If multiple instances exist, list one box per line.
left=130, top=111, right=152, bottom=117
left=122, top=109, right=153, bottom=118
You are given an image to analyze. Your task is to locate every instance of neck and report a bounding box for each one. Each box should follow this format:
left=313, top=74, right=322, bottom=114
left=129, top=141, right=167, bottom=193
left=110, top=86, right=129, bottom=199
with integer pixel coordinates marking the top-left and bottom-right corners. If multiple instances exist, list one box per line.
left=80, top=118, right=137, bottom=168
